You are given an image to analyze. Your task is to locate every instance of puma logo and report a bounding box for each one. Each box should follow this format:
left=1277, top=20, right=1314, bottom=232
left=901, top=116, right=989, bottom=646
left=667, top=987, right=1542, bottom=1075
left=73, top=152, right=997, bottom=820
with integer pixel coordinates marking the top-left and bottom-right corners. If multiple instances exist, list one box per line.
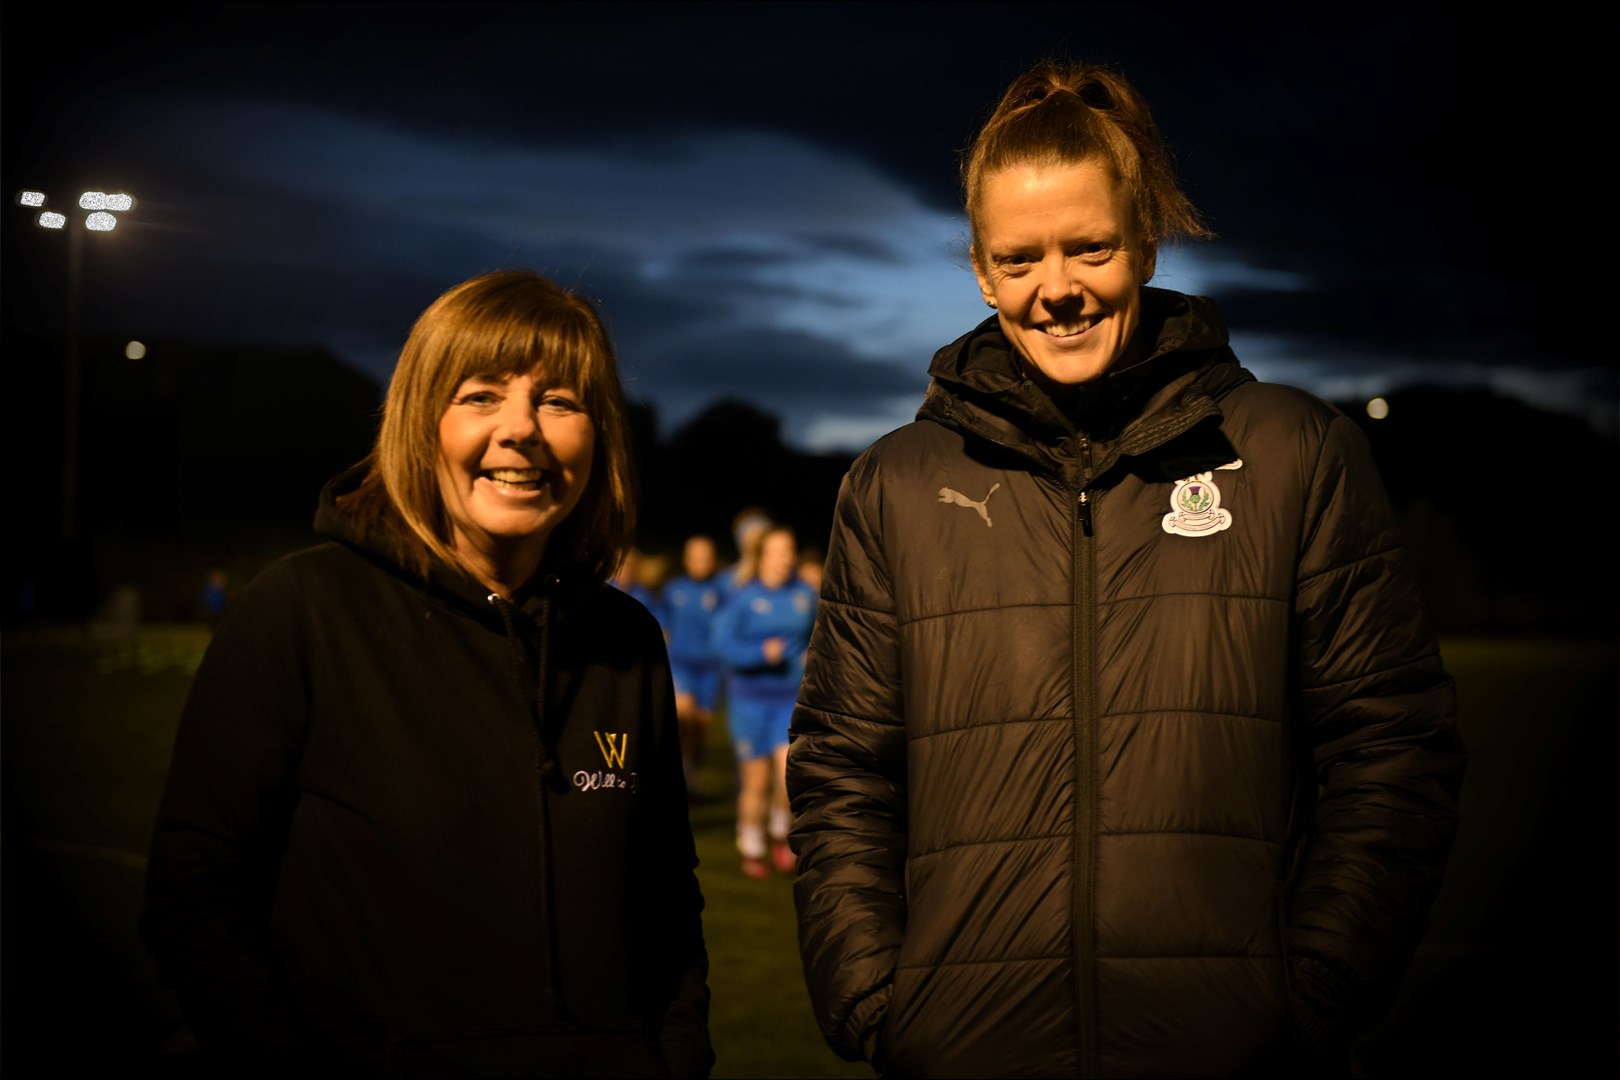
left=938, top=483, right=1001, bottom=527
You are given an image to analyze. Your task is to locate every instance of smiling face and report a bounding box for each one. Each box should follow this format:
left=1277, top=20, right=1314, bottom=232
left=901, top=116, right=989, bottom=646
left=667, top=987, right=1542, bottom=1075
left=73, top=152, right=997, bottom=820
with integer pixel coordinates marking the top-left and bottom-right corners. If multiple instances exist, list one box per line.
left=436, top=368, right=595, bottom=587
left=972, top=159, right=1156, bottom=392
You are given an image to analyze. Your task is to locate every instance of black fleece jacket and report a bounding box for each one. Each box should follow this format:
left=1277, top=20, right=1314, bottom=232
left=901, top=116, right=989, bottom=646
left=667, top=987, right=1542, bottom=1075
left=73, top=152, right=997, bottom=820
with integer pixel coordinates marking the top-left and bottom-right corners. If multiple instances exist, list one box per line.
left=142, top=467, right=714, bottom=1078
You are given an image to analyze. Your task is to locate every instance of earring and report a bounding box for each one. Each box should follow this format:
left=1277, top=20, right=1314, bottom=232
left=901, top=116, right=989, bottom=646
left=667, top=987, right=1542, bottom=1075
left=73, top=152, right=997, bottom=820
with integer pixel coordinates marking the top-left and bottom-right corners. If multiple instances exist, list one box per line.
left=985, top=297, right=997, bottom=309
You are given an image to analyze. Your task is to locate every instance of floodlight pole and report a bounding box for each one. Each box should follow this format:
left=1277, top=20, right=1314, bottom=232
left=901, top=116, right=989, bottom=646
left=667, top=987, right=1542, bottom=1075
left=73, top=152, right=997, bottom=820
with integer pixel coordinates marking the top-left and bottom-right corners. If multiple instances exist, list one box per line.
left=17, top=188, right=132, bottom=542
left=63, top=215, right=83, bottom=543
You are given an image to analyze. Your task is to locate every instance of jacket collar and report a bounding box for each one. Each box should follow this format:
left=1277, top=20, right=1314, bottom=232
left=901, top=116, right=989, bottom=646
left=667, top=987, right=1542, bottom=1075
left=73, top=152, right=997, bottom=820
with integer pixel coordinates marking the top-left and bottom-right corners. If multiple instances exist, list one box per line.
left=919, top=288, right=1254, bottom=484
left=312, top=463, right=599, bottom=629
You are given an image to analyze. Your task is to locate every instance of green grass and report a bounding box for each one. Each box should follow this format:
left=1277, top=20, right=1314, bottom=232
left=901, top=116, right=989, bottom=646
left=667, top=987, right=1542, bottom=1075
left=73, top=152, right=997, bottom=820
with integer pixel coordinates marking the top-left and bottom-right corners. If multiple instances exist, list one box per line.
left=0, top=623, right=866, bottom=1078
left=687, top=749, right=868, bottom=1079
left=3, top=628, right=1614, bottom=1076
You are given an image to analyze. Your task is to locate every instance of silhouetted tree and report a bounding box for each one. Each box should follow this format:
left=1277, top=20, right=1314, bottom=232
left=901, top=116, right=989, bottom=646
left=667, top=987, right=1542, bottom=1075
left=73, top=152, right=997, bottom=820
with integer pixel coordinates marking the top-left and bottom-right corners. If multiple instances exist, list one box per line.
left=638, top=399, right=850, bottom=560
left=1336, top=384, right=1616, bottom=636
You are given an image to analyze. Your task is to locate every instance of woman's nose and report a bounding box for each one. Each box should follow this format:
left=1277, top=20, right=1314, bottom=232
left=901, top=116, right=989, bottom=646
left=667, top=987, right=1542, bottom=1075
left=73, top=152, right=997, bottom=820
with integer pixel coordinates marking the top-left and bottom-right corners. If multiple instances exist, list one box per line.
left=1038, top=256, right=1083, bottom=305
left=496, top=399, right=541, bottom=446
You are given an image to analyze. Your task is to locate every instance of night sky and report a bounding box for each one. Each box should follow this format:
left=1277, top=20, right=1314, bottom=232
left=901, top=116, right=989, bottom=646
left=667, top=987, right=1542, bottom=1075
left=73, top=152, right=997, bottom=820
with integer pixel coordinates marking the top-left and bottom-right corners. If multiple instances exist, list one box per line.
left=4, top=3, right=1608, bottom=451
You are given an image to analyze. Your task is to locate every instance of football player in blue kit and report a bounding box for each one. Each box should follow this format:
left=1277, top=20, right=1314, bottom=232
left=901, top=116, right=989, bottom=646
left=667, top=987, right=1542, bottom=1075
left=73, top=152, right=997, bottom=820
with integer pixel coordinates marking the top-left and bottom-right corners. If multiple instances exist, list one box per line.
left=711, top=524, right=817, bottom=878
left=663, top=534, right=727, bottom=795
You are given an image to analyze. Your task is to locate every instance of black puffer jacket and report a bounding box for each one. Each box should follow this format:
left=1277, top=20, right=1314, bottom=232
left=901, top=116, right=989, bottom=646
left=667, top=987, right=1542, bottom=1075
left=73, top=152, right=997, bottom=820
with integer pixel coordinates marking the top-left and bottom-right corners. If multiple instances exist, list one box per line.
left=142, top=467, right=714, bottom=1077
left=787, top=289, right=1464, bottom=1079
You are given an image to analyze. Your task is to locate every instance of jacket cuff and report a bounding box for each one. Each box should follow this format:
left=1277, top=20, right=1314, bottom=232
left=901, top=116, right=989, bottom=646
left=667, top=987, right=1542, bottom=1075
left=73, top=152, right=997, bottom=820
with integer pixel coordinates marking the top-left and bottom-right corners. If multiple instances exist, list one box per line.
left=658, top=1034, right=714, bottom=1080
left=1288, top=954, right=1353, bottom=1054
left=842, top=983, right=893, bottom=1066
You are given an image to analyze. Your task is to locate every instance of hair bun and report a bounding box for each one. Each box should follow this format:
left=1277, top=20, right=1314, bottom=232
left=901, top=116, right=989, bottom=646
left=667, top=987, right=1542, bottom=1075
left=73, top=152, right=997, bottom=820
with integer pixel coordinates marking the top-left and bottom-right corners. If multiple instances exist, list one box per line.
left=1073, top=76, right=1115, bottom=112
left=961, top=61, right=1212, bottom=249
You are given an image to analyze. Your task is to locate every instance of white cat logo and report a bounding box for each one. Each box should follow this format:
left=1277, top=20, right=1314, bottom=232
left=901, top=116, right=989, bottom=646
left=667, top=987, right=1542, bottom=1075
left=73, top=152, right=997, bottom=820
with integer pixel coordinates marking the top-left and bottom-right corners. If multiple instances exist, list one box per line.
left=1162, top=459, right=1243, bottom=537
left=939, top=482, right=1001, bottom=527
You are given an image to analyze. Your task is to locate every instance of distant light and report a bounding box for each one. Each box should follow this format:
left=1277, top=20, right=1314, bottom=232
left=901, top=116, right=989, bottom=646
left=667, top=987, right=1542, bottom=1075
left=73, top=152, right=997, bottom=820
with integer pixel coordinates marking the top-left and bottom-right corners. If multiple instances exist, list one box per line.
left=79, top=191, right=108, bottom=210
left=1366, top=397, right=1390, bottom=420
left=104, top=193, right=134, bottom=212
left=38, top=211, right=66, bottom=229
left=125, top=341, right=147, bottom=360
left=18, top=190, right=46, bottom=207
left=85, top=211, right=117, bottom=232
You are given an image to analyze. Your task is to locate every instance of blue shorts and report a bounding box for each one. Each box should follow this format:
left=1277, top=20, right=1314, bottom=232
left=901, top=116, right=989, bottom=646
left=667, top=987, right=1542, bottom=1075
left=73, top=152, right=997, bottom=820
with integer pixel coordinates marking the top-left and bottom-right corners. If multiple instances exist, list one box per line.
left=728, top=693, right=795, bottom=761
left=671, top=660, right=723, bottom=712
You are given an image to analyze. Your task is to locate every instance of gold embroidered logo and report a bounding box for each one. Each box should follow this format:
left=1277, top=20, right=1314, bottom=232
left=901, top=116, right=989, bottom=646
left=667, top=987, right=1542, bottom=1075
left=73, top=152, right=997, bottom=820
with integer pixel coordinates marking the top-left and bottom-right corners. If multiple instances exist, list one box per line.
left=593, top=731, right=629, bottom=769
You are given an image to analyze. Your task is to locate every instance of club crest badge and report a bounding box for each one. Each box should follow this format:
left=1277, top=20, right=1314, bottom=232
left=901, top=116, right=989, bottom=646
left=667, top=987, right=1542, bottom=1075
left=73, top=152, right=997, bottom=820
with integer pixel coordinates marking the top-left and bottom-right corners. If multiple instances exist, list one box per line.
left=1162, top=459, right=1243, bottom=537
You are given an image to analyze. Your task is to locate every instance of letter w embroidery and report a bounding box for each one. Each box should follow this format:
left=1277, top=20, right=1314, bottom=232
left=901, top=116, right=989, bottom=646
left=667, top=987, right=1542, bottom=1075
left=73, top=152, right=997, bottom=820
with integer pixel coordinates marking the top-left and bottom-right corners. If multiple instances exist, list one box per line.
left=593, top=731, right=629, bottom=769
left=938, top=483, right=1001, bottom=527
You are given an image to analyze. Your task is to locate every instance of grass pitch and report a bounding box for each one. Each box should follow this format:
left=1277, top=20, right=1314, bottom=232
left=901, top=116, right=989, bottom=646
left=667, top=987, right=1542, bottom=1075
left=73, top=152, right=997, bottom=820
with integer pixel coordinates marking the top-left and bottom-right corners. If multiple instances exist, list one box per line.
left=2, top=627, right=1614, bottom=1076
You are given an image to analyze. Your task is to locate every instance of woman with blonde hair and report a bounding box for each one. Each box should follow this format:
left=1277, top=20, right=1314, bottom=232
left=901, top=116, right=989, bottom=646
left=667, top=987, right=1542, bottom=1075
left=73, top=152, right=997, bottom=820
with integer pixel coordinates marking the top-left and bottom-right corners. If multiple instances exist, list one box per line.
left=143, top=269, right=713, bottom=1077
left=789, top=61, right=1464, bottom=1077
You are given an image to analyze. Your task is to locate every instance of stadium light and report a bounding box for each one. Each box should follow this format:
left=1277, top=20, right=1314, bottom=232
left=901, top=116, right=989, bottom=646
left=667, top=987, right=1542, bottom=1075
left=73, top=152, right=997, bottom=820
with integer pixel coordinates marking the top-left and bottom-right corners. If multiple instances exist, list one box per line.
left=12, top=186, right=139, bottom=541
left=17, top=188, right=138, bottom=230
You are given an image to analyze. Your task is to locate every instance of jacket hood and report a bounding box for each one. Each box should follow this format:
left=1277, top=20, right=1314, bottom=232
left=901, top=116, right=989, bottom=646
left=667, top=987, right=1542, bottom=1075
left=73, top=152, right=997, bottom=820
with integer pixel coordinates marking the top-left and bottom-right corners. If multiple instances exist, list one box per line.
left=312, top=463, right=601, bottom=628
left=919, top=288, right=1255, bottom=483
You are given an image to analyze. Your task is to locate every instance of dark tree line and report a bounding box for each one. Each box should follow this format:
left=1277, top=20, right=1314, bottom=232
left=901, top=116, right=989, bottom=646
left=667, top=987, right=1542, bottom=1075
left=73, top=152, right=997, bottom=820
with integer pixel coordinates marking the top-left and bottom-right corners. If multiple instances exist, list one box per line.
left=626, top=398, right=851, bottom=567
left=3, top=330, right=1613, bottom=639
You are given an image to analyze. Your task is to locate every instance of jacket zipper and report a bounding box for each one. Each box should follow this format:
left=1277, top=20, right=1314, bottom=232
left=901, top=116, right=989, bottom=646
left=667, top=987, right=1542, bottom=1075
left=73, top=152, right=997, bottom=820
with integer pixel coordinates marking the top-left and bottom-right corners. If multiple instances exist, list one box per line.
left=488, top=590, right=569, bottom=1021
left=1073, top=441, right=1100, bottom=1079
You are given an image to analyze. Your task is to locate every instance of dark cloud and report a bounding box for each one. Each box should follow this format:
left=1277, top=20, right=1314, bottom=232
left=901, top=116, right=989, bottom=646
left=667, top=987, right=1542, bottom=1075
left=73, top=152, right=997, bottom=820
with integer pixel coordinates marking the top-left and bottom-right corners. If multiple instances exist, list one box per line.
left=639, top=331, right=923, bottom=399
left=616, top=327, right=931, bottom=451
left=4, top=2, right=1605, bottom=447
left=789, top=232, right=910, bottom=265
left=668, top=246, right=808, bottom=273
left=671, top=231, right=909, bottom=274
left=1214, top=280, right=1578, bottom=375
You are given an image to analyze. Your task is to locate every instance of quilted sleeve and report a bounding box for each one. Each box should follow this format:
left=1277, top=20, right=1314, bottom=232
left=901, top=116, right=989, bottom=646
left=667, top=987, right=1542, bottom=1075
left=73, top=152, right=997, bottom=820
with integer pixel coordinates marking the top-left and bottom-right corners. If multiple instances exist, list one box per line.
left=1287, top=414, right=1467, bottom=1051
left=786, top=454, right=909, bottom=1066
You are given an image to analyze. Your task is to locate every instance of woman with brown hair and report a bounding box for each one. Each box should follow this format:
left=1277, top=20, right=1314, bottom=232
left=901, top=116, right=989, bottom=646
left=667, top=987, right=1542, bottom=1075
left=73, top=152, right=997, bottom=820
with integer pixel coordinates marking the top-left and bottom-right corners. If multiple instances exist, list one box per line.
left=142, top=270, right=713, bottom=1077
left=788, top=62, right=1465, bottom=1077
left=711, top=523, right=816, bottom=879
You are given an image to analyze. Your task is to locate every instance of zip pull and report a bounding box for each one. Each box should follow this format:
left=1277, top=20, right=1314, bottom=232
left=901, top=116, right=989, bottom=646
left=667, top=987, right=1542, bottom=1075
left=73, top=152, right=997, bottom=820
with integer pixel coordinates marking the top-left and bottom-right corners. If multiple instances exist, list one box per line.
left=1078, top=489, right=1094, bottom=537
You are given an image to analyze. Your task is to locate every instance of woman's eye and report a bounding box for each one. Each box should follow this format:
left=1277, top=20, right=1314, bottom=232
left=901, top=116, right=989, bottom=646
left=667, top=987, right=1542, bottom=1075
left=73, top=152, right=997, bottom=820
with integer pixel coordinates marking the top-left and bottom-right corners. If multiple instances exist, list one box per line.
left=457, top=391, right=500, bottom=407
left=540, top=394, right=584, bottom=413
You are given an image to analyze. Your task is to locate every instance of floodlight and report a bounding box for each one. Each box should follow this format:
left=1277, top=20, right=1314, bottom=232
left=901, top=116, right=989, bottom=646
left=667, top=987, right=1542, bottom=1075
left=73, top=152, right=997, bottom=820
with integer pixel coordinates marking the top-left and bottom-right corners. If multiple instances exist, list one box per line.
left=18, top=190, right=46, bottom=207
left=38, top=211, right=66, bottom=229
left=85, top=211, right=117, bottom=232
left=79, top=191, right=107, bottom=210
